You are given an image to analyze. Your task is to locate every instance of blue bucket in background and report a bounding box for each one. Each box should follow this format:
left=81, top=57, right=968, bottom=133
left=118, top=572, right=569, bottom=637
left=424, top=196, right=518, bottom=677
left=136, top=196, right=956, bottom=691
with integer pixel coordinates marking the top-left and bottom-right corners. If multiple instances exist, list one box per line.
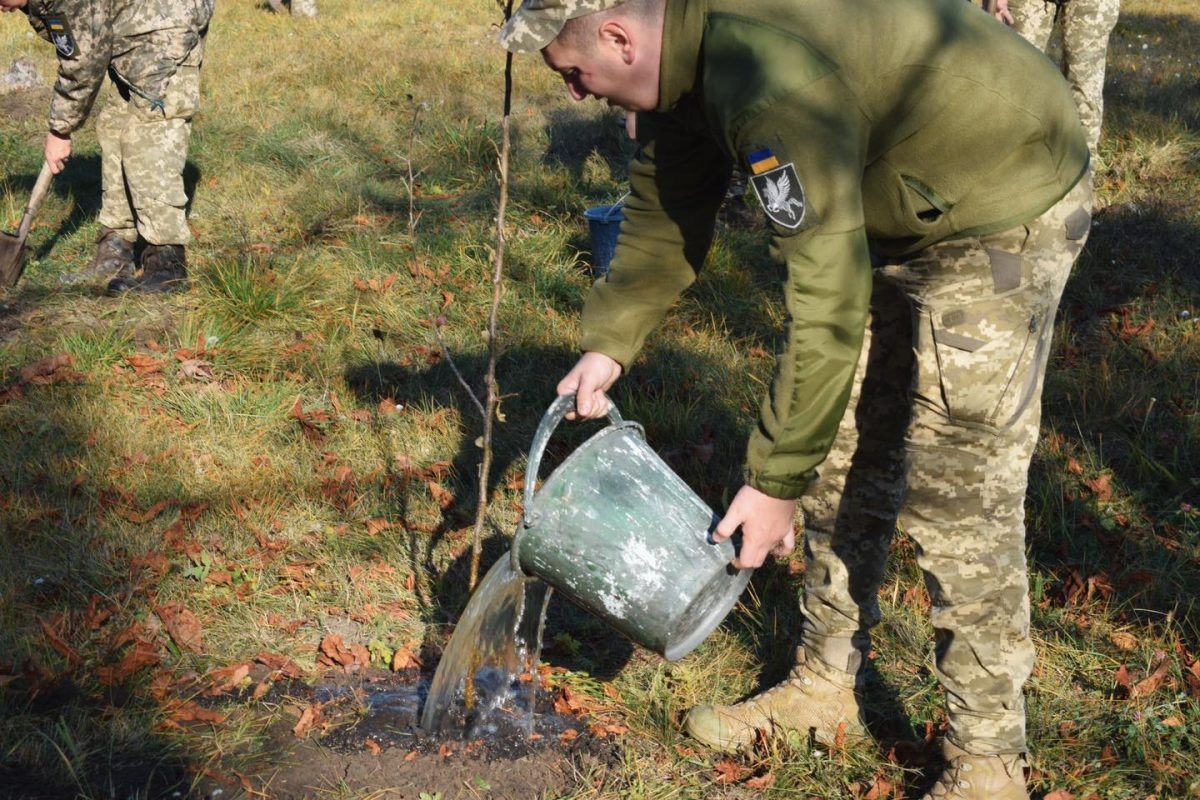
left=584, top=202, right=624, bottom=278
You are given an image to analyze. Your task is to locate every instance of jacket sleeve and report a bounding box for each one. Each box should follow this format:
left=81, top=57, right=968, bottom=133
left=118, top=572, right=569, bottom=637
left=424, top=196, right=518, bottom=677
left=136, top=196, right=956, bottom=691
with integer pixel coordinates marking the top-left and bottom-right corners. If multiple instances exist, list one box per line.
left=26, top=0, right=111, bottom=134
left=579, top=109, right=733, bottom=366
left=734, top=80, right=874, bottom=500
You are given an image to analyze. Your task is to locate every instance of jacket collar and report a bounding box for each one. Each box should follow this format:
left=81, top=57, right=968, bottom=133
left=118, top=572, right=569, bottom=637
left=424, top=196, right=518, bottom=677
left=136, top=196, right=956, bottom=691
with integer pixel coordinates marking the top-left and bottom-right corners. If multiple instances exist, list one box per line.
left=656, top=0, right=706, bottom=112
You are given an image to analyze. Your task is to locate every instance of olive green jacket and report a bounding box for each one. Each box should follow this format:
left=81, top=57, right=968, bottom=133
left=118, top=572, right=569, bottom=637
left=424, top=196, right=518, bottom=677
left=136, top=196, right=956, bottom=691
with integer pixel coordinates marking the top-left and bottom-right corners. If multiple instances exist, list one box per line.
left=580, top=0, right=1089, bottom=499
left=22, top=0, right=214, bottom=134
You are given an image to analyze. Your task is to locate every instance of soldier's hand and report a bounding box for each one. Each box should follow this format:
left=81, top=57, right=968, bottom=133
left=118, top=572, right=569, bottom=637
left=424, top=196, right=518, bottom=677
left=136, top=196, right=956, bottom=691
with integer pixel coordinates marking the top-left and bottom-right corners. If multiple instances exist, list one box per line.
left=713, top=485, right=798, bottom=570
left=557, top=352, right=622, bottom=420
left=44, top=131, right=72, bottom=174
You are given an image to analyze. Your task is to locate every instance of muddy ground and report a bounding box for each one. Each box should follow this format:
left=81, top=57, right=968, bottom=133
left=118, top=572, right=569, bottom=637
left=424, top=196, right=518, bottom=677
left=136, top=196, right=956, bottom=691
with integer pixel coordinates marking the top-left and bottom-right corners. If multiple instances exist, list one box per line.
left=188, top=667, right=621, bottom=800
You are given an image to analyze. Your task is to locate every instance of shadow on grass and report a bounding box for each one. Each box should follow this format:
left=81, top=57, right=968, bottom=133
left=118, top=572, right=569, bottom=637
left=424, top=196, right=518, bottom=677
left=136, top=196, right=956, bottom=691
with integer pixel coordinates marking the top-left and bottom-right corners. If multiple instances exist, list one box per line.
left=1031, top=197, right=1200, bottom=632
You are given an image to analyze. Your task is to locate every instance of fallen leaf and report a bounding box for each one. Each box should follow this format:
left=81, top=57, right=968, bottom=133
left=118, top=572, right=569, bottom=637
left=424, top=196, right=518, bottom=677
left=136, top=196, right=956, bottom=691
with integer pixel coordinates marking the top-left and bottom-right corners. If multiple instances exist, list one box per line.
left=178, top=359, right=215, bottom=382
left=156, top=603, right=205, bottom=654
left=1131, top=656, right=1172, bottom=698
left=1110, top=632, right=1139, bottom=651
left=713, top=758, right=751, bottom=785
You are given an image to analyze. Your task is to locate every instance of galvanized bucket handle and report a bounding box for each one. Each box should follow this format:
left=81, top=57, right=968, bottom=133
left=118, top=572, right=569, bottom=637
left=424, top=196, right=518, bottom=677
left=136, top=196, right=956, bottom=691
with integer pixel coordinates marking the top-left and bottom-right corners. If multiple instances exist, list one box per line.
left=522, top=393, right=625, bottom=528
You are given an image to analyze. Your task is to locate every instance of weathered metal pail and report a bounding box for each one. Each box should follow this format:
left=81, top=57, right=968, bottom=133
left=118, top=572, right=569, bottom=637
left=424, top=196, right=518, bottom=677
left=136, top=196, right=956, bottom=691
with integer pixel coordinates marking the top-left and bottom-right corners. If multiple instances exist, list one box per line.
left=512, top=394, right=751, bottom=661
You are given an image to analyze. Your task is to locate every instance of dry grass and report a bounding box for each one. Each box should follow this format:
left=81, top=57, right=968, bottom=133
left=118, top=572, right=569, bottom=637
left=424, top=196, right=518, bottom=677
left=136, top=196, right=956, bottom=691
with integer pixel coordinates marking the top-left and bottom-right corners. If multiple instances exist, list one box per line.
left=2, top=0, right=1199, bottom=797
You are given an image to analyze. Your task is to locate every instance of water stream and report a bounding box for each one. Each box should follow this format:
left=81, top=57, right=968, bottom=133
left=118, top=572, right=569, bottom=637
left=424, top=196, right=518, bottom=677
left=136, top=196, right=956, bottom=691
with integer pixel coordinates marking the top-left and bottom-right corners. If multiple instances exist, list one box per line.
left=419, top=554, right=553, bottom=738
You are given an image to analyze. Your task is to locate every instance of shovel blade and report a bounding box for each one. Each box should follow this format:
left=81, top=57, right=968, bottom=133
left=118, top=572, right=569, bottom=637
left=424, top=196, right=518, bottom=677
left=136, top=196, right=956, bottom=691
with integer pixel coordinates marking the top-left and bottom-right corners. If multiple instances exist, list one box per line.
left=0, top=232, right=28, bottom=288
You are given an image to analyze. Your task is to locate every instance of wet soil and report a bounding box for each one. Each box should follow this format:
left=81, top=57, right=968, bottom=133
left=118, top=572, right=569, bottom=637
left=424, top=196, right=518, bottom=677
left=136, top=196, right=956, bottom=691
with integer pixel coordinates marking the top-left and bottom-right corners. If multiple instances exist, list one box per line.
left=191, top=667, right=621, bottom=800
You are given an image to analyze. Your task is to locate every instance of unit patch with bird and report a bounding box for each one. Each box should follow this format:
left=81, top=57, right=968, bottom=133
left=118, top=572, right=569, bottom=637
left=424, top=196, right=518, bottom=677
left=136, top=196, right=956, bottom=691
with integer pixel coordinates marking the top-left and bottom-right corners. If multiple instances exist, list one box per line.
left=746, top=148, right=806, bottom=230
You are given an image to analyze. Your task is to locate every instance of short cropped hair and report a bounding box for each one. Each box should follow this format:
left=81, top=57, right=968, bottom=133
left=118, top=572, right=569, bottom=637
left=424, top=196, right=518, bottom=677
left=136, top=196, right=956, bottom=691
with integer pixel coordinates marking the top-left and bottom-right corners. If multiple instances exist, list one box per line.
left=556, top=0, right=663, bottom=52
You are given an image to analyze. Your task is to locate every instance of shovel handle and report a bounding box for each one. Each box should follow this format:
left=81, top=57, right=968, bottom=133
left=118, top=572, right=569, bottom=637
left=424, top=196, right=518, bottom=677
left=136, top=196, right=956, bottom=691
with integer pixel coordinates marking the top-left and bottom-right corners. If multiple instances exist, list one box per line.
left=16, top=162, right=54, bottom=244
left=522, top=393, right=625, bottom=526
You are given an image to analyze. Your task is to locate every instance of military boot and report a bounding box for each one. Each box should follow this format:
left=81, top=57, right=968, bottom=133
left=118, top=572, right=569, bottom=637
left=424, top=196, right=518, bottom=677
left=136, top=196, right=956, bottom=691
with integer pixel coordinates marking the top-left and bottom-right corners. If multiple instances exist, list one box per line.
left=920, top=740, right=1029, bottom=800
left=107, top=244, right=188, bottom=295
left=683, top=650, right=866, bottom=752
left=65, top=228, right=135, bottom=283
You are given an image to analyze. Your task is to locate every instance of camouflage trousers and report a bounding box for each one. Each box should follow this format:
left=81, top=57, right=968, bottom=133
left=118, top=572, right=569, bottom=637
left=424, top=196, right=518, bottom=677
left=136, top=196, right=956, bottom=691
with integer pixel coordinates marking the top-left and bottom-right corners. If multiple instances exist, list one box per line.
left=95, top=60, right=202, bottom=247
left=1008, top=0, right=1121, bottom=160
left=797, top=174, right=1093, bottom=754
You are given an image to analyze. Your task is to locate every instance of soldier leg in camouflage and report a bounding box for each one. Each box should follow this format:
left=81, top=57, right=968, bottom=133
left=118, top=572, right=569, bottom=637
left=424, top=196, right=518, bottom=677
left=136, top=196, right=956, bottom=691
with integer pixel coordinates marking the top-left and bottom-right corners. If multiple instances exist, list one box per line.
left=684, top=278, right=915, bottom=752
left=1008, top=0, right=1120, bottom=163
left=878, top=174, right=1092, bottom=798
left=92, top=77, right=140, bottom=276
left=1058, top=0, right=1121, bottom=161
left=104, top=61, right=201, bottom=295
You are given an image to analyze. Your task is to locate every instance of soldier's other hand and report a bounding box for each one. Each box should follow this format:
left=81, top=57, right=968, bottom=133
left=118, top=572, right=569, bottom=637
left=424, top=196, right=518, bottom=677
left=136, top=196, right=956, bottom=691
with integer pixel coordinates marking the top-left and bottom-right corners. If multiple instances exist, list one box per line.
left=713, top=485, right=797, bottom=570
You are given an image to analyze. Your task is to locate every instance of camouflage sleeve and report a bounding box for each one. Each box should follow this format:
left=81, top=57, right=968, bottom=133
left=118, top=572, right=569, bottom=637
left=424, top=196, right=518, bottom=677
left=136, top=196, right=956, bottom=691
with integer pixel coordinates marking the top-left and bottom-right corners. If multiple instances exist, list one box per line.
left=26, top=0, right=112, bottom=134
left=579, top=110, right=732, bottom=367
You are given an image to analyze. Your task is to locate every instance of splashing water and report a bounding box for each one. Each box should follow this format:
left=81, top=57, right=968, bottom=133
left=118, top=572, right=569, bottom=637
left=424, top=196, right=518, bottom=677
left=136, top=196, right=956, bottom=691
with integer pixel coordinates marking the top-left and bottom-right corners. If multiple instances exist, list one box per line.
left=420, top=554, right=553, bottom=737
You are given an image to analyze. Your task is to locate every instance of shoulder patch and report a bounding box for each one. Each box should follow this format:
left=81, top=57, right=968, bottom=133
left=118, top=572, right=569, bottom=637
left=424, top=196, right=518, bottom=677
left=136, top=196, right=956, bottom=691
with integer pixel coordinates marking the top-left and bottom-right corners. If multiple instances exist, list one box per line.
left=749, top=161, right=807, bottom=230
left=45, top=16, right=77, bottom=59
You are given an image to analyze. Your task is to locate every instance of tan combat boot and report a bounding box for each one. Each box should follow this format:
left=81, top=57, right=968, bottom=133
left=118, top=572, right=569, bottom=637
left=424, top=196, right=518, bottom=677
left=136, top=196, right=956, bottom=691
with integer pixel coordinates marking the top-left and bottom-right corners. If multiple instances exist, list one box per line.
left=921, top=740, right=1029, bottom=800
left=683, top=650, right=865, bottom=752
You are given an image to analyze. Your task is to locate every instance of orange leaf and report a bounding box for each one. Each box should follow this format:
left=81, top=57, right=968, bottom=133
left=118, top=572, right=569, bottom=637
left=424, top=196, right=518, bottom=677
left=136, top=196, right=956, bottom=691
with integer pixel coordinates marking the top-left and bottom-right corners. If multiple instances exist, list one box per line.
left=114, top=499, right=173, bottom=524
left=293, top=703, right=325, bottom=737
left=1043, top=791, right=1075, bottom=800
left=366, top=518, right=392, bottom=537
left=746, top=772, right=776, bottom=789
left=96, top=639, right=160, bottom=685
left=170, top=701, right=227, bottom=725
left=1084, top=473, right=1113, bottom=503
left=426, top=480, right=454, bottom=509
left=713, top=758, right=750, bottom=785
left=125, top=354, right=165, bottom=374
left=255, top=651, right=306, bottom=679
left=1131, top=657, right=1172, bottom=698
left=206, top=663, right=251, bottom=695
left=392, top=646, right=423, bottom=671
left=38, top=616, right=82, bottom=667
left=157, top=603, right=205, bottom=654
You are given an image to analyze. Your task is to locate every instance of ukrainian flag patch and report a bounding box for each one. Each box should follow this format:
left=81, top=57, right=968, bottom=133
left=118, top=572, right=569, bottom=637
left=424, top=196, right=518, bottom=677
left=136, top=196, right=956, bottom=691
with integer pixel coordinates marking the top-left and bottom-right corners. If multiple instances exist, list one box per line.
left=747, top=148, right=780, bottom=175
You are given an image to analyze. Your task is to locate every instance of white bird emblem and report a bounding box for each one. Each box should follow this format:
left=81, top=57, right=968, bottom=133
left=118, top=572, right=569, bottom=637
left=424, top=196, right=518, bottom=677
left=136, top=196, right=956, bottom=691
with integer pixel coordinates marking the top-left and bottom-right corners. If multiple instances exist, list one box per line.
left=762, top=171, right=804, bottom=221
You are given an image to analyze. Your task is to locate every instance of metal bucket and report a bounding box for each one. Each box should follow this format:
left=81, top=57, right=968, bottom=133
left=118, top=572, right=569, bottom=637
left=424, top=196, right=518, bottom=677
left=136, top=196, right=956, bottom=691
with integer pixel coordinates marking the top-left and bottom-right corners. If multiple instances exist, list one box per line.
left=583, top=203, right=623, bottom=278
left=512, top=394, right=751, bottom=661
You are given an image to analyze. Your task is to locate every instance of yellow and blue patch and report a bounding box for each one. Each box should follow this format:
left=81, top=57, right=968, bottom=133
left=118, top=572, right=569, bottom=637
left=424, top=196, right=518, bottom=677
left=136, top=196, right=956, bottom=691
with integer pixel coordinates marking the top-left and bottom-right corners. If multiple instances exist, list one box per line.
left=747, top=148, right=780, bottom=175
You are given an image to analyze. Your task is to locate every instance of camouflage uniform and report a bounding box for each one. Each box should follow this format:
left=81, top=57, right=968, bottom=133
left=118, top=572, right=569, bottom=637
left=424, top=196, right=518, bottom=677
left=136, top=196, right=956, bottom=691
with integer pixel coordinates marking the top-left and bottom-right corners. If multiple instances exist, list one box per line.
left=1008, top=0, right=1121, bottom=160
left=502, top=0, right=1093, bottom=762
left=803, top=174, right=1091, bottom=753
left=22, top=0, right=214, bottom=252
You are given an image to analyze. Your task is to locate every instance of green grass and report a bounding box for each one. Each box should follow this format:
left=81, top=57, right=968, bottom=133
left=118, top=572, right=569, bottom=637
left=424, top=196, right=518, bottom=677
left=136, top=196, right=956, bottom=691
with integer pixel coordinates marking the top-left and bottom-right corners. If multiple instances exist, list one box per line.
left=3, top=0, right=1200, bottom=797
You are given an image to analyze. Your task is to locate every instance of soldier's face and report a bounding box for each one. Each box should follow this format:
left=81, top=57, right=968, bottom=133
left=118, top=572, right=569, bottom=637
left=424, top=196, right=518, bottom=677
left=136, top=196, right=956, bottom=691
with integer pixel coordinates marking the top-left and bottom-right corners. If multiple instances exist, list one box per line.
left=541, top=19, right=659, bottom=112
left=0, top=0, right=30, bottom=11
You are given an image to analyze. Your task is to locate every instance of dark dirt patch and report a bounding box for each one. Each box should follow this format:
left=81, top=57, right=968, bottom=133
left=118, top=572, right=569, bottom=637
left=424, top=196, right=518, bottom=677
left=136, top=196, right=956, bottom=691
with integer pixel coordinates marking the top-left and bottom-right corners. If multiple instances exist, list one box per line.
left=192, top=667, right=621, bottom=800
left=0, top=86, right=50, bottom=129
